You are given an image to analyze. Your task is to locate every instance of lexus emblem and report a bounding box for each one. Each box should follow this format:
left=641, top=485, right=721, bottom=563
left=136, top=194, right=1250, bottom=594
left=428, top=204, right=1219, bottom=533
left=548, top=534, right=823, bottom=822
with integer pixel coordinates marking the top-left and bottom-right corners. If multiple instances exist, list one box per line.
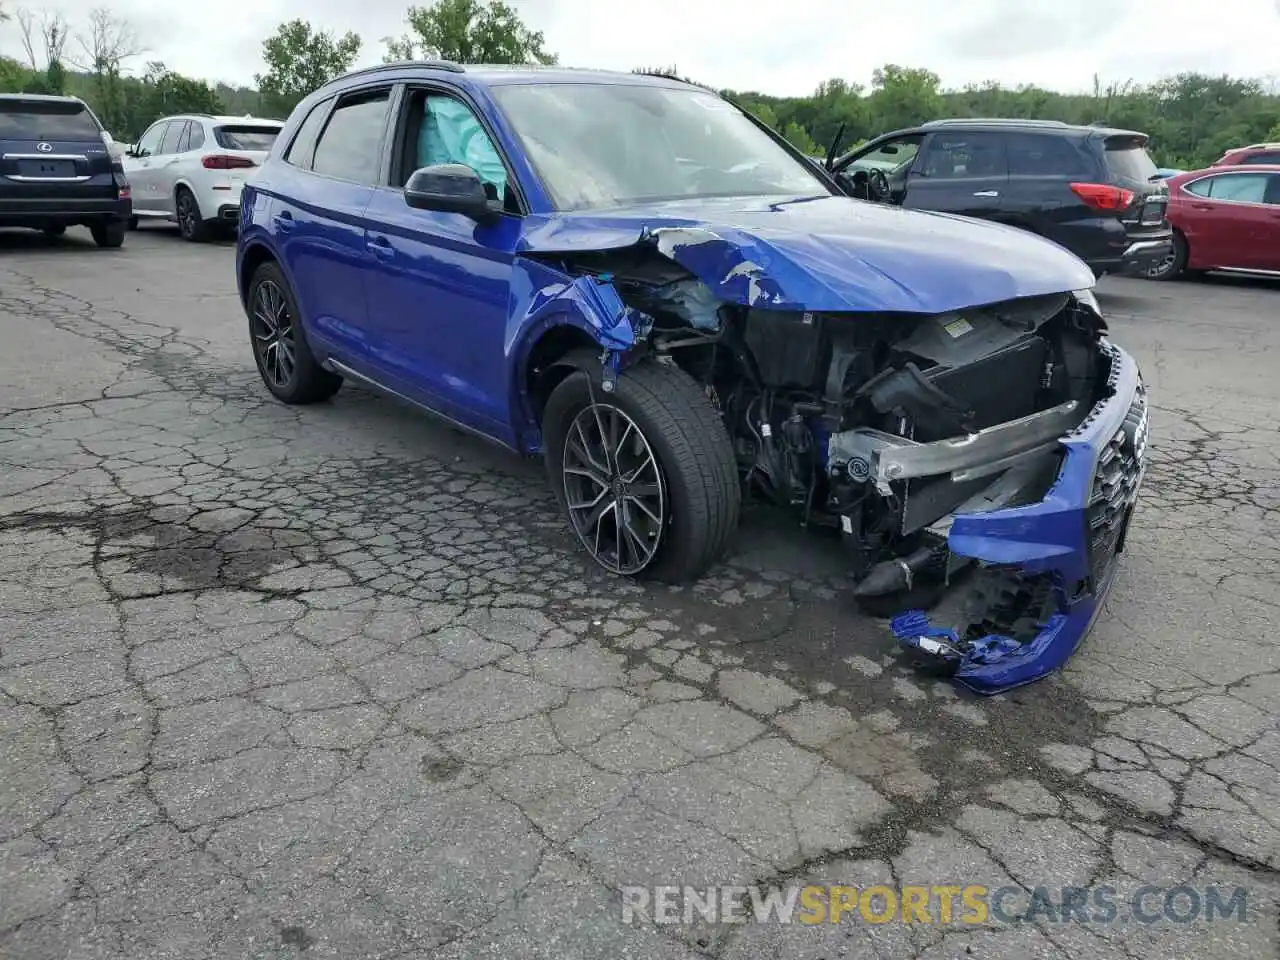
left=35, top=141, right=52, bottom=152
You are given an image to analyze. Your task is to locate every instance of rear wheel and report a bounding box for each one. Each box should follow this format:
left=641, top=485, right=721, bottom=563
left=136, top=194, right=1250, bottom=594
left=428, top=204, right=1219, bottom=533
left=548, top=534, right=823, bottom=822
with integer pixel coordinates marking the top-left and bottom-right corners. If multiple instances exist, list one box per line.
left=176, top=187, right=209, bottom=242
left=1145, top=233, right=1187, bottom=281
left=90, top=220, right=125, bottom=248
left=541, top=356, right=740, bottom=583
left=247, top=261, right=342, bottom=404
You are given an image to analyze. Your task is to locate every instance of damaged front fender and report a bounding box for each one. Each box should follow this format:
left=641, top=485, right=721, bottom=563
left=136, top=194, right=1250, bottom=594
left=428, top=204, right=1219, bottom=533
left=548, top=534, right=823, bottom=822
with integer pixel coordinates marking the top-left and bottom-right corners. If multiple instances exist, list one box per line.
left=507, top=260, right=648, bottom=450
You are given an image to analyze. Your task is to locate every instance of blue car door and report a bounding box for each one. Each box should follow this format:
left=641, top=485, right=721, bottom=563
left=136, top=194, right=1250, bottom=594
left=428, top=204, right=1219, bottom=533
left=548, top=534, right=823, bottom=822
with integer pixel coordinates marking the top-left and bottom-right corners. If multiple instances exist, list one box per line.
left=270, top=87, right=394, bottom=369
left=360, top=85, right=521, bottom=444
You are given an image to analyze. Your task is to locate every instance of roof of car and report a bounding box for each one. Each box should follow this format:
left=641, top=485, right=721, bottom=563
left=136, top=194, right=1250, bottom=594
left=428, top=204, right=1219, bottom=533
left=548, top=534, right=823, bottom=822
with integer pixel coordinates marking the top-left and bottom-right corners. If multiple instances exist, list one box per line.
left=337, top=60, right=698, bottom=90
left=1176, top=163, right=1280, bottom=176
left=0, top=93, right=86, bottom=104
left=922, top=118, right=1146, bottom=139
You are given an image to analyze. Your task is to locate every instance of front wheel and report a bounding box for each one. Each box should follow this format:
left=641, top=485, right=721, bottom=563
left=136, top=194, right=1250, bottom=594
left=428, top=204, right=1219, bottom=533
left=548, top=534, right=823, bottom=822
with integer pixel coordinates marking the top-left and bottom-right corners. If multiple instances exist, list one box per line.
left=541, top=358, right=740, bottom=583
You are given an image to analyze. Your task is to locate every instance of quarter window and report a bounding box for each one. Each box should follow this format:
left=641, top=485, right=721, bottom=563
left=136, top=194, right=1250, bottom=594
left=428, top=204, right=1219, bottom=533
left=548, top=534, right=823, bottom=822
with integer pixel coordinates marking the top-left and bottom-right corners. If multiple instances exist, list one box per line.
left=284, top=100, right=329, bottom=170
left=311, top=90, right=390, bottom=184
left=188, top=122, right=206, bottom=151
left=1240, top=151, right=1280, bottom=164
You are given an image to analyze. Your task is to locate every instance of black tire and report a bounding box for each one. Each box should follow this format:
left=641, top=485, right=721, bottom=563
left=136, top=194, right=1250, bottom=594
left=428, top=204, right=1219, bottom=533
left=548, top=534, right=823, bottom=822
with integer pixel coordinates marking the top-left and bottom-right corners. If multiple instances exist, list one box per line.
left=246, top=261, right=342, bottom=404
left=41, top=224, right=66, bottom=238
left=127, top=216, right=139, bottom=231
left=542, top=356, right=740, bottom=583
left=90, top=220, right=125, bottom=248
left=1145, top=232, right=1187, bottom=281
left=176, top=187, right=209, bottom=242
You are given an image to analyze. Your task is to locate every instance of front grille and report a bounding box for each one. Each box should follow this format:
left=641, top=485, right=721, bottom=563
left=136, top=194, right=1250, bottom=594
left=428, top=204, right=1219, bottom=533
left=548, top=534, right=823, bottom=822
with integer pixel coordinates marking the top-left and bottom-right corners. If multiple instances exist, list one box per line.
left=1086, top=386, right=1146, bottom=582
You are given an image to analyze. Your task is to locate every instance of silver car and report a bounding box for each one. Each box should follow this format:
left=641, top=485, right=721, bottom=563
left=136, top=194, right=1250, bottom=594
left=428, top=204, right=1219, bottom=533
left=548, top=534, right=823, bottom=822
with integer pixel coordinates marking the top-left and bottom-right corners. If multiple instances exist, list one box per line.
left=122, top=114, right=283, bottom=241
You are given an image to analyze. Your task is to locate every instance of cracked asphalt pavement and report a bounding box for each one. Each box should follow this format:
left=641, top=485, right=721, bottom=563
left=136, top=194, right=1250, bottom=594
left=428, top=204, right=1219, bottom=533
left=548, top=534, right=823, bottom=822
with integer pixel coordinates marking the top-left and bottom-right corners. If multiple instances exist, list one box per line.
left=1, top=226, right=1277, bottom=959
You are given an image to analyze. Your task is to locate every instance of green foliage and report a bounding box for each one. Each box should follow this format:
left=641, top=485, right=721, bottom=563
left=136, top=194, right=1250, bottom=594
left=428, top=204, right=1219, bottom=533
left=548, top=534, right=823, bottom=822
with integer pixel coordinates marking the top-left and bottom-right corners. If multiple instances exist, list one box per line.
left=139, top=62, right=224, bottom=119
left=256, top=19, right=361, bottom=118
left=384, top=0, right=556, bottom=65
left=731, top=69, right=1280, bottom=169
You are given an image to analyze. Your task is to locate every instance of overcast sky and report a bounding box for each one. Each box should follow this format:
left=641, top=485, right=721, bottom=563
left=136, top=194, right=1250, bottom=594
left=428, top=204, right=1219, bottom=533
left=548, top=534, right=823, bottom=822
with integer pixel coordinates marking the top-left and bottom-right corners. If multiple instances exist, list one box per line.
left=7, top=0, right=1280, bottom=96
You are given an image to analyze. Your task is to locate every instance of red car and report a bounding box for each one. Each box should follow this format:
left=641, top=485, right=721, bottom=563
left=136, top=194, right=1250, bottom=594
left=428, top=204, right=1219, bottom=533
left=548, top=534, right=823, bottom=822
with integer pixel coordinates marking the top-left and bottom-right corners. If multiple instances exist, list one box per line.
left=1145, top=164, right=1280, bottom=280
left=1213, top=142, right=1280, bottom=166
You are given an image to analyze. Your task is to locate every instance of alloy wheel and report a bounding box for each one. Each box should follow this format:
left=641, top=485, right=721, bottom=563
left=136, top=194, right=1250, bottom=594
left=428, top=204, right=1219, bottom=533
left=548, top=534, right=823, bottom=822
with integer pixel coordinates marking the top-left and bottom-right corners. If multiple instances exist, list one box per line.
left=561, top=402, right=666, bottom=575
left=178, top=194, right=196, bottom=239
left=1146, top=249, right=1178, bottom=279
left=251, top=280, right=297, bottom=388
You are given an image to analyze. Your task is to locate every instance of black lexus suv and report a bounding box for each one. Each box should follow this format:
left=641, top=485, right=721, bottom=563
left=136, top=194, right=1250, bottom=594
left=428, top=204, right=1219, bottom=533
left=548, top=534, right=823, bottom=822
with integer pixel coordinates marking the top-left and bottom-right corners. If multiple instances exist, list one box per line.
left=0, top=94, right=132, bottom=247
left=831, top=118, right=1173, bottom=277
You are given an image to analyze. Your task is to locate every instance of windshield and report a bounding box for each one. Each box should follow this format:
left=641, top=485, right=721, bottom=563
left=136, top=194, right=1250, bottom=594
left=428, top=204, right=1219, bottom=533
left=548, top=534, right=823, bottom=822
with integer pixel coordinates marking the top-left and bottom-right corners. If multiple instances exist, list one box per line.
left=489, top=82, right=832, bottom=211
left=214, top=125, right=281, bottom=151
left=0, top=99, right=100, bottom=140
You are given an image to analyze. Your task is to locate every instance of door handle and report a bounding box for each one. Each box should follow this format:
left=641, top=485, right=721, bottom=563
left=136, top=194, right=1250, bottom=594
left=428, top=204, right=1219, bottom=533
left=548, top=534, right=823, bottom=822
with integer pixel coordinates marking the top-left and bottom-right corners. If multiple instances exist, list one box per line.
left=367, top=235, right=394, bottom=259
left=973, top=190, right=1000, bottom=198
left=273, top=210, right=294, bottom=232
left=1191, top=203, right=1213, bottom=211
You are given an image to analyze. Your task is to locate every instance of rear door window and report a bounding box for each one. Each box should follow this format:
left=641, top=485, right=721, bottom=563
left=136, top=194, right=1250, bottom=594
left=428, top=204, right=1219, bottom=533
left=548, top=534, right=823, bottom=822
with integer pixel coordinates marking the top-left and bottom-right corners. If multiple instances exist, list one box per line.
left=919, top=132, right=1007, bottom=179
left=215, top=125, right=281, bottom=151
left=0, top=99, right=101, bottom=140
left=1104, top=137, right=1158, bottom=182
left=1006, top=133, right=1094, bottom=177
left=156, top=122, right=182, bottom=155
left=311, top=90, right=391, bottom=184
left=1241, top=151, right=1280, bottom=164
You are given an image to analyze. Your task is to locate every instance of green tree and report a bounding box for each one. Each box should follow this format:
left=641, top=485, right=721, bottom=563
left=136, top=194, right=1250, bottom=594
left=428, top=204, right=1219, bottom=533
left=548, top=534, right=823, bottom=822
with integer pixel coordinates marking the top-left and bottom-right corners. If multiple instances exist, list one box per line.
left=256, top=19, right=361, bottom=117
left=782, top=121, right=819, bottom=155
left=383, top=0, right=556, bottom=64
left=868, top=65, right=943, bottom=131
left=139, top=61, right=224, bottom=118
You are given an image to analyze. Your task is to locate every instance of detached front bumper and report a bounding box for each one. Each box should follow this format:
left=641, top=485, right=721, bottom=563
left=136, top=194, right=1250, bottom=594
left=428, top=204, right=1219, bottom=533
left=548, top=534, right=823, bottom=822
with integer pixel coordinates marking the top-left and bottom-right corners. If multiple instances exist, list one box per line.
left=893, top=341, right=1147, bottom=694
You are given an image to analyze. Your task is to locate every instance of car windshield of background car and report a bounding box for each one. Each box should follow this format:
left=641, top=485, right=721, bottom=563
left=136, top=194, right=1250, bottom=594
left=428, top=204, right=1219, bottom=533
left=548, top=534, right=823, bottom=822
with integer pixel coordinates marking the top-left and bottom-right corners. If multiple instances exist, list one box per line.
left=490, top=82, right=833, bottom=211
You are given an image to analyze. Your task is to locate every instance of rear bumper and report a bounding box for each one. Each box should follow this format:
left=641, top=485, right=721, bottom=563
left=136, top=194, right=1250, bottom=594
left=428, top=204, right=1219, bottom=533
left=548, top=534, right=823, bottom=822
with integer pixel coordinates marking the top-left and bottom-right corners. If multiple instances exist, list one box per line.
left=1085, top=234, right=1173, bottom=275
left=0, top=196, right=131, bottom=226
left=893, top=342, right=1147, bottom=694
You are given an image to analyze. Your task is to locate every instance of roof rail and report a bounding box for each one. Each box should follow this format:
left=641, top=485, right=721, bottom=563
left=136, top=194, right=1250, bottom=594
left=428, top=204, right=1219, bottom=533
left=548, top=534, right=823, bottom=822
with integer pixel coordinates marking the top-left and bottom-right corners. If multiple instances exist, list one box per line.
left=341, top=59, right=466, bottom=81
left=922, top=117, right=1069, bottom=128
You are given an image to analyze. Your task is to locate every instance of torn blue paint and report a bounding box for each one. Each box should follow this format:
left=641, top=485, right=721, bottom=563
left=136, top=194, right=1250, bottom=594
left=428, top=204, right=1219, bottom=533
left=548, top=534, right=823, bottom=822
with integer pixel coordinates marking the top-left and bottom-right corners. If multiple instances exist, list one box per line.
left=517, top=194, right=1095, bottom=315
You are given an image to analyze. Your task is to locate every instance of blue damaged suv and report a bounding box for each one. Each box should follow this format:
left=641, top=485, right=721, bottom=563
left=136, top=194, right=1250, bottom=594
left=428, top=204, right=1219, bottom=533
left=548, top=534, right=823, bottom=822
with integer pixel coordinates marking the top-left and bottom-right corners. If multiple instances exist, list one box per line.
left=236, top=63, right=1148, bottom=693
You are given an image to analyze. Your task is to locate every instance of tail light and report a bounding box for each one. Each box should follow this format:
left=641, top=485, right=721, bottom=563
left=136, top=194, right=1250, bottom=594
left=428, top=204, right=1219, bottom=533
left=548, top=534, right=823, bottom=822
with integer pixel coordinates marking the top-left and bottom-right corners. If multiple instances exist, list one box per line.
left=1070, top=182, right=1135, bottom=211
left=202, top=154, right=256, bottom=170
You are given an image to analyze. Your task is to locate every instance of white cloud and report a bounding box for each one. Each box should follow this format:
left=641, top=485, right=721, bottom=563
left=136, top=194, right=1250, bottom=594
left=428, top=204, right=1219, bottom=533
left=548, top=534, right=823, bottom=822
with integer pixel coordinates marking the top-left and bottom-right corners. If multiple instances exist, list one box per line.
left=4, top=0, right=1280, bottom=96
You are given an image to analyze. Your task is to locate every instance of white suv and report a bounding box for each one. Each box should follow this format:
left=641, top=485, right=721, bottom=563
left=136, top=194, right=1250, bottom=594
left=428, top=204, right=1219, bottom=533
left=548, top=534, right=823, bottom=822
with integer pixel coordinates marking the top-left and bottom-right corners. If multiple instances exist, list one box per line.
left=122, top=114, right=283, bottom=241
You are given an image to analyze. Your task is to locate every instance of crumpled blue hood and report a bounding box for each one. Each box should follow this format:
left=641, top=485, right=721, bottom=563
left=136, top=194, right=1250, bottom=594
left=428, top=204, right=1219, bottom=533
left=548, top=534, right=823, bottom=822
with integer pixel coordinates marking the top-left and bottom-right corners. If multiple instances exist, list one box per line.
left=518, top=195, right=1096, bottom=314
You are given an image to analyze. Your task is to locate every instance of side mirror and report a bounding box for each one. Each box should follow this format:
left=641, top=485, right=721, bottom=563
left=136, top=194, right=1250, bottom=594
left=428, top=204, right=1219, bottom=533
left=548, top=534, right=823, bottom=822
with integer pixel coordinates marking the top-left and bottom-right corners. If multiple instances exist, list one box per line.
left=404, top=163, right=499, bottom=223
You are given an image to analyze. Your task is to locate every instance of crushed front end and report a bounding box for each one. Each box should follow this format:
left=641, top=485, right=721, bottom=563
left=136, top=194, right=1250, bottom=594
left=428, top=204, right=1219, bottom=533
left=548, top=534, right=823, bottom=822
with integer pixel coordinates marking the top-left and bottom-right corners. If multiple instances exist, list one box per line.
left=537, top=239, right=1145, bottom=694
left=885, top=340, right=1147, bottom=693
